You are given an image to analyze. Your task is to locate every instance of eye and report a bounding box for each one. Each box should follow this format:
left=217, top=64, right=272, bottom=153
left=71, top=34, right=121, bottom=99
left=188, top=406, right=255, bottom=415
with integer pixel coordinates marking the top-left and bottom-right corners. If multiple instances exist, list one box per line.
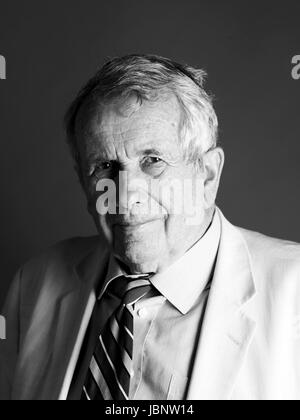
left=141, top=156, right=167, bottom=176
left=100, top=161, right=112, bottom=170
left=88, top=161, right=113, bottom=178
left=143, top=156, right=164, bottom=166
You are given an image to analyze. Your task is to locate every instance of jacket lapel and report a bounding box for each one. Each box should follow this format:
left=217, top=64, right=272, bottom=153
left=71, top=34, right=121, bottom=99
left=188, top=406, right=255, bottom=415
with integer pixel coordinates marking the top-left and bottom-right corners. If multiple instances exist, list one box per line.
left=187, top=210, right=257, bottom=400
left=13, top=240, right=109, bottom=400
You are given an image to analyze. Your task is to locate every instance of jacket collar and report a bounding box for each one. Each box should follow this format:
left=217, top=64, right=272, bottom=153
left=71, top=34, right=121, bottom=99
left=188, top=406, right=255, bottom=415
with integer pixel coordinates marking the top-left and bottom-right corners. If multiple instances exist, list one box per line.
left=187, top=208, right=257, bottom=400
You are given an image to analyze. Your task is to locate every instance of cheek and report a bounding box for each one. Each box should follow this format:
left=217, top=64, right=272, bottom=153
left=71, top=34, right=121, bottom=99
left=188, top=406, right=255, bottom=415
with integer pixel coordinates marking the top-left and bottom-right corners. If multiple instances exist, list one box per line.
left=184, top=180, right=206, bottom=227
left=86, top=177, right=114, bottom=212
left=157, top=177, right=205, bottom=219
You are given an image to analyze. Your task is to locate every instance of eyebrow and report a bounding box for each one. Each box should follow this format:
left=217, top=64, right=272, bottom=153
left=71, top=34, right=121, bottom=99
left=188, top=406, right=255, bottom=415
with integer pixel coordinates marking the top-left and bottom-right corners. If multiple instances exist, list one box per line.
left=85, top=150, right=113, bottom=163
left=86, top=147, right=173, bottom=164
left=141, top=148, right=165, bottom=156
left=141, top=148, right=179, bottom=162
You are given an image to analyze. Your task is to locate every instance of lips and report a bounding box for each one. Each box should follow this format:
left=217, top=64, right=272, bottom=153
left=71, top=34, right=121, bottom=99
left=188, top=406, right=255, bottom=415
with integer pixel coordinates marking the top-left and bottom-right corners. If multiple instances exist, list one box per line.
left=111, top=217, right=161, bottom=228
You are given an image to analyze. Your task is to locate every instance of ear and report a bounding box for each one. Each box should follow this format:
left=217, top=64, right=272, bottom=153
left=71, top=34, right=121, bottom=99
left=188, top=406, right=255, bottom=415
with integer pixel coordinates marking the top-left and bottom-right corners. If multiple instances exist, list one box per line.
left=203, top=147, right=225, bottom=209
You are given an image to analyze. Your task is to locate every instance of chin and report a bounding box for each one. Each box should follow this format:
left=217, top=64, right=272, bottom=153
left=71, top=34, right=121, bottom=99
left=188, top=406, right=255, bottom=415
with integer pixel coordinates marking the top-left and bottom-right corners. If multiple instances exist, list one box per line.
left=115, top=243, right=160, bottom=274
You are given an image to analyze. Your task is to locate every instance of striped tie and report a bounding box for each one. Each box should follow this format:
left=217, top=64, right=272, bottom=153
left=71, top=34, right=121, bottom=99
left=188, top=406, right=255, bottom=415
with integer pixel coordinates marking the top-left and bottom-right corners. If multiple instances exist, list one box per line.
left=82, top=275, right=153, bottom=400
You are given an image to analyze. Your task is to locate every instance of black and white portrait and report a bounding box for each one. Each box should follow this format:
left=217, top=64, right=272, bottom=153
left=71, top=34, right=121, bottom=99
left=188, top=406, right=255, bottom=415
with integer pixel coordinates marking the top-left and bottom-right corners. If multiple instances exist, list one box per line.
left=0, top=1, right=299, bottom=402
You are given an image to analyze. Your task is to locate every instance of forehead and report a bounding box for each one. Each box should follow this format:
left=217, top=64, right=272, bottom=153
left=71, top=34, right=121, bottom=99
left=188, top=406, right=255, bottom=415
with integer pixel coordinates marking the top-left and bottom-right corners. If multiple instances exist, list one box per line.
left=75, top=93, right=182, bottom=158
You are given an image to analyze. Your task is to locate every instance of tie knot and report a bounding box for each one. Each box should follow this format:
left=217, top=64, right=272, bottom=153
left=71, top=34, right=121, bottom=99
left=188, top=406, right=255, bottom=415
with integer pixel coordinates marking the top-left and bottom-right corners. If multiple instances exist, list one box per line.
left=122, top=277, right=153, bottom=306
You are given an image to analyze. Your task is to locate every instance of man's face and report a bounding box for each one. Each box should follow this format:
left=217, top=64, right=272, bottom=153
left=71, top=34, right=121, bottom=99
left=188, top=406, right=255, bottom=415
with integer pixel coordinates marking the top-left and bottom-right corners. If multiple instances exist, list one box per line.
left=75, top=94, right=220, bottom=274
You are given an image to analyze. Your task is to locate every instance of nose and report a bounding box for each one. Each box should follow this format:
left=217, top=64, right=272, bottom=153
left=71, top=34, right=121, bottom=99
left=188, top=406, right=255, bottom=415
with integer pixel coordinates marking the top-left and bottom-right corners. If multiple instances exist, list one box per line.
left=117, top=169, right=149, bottom=214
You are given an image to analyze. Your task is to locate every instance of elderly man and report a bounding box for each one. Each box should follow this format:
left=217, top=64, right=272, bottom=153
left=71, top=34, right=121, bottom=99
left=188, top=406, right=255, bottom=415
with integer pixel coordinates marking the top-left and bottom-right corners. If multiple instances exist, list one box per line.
left=0, top=54, right=300, bottom=401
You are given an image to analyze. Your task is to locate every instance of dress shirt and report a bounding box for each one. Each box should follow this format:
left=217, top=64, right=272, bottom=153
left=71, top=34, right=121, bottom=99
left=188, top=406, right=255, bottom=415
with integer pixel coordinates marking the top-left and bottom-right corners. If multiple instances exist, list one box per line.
left=68, top=211, right=221, bottom=400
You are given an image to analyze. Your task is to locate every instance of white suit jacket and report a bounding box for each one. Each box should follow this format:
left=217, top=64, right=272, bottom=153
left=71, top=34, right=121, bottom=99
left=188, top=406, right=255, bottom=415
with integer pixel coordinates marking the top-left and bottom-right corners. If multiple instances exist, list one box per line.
left=1, top=209, right=300, bottom=400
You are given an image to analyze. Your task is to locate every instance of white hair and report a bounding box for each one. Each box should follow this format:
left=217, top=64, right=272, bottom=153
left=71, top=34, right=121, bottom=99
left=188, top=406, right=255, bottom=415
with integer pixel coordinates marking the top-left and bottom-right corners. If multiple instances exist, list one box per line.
left=65, top=54, right=219, bottom=174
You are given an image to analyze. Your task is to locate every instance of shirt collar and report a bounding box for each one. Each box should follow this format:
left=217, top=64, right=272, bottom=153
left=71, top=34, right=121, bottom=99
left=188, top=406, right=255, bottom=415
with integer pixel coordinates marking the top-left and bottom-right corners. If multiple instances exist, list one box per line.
left=150, top=211, right=221, bottom=314
left=97, top=255, right=146, bottom=301
left=98, top=211, right=221, bottom=314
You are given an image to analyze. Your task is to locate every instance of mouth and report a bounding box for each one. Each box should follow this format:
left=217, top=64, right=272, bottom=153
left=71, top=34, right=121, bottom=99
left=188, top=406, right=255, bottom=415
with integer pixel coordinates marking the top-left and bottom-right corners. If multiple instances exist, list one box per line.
left=113, top=218, right=162, bottom=230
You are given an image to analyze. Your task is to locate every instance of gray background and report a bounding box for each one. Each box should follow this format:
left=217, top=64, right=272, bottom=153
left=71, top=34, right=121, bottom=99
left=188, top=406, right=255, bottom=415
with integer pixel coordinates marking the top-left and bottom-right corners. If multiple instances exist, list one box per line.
left=0, top=0, right=299, bottom=307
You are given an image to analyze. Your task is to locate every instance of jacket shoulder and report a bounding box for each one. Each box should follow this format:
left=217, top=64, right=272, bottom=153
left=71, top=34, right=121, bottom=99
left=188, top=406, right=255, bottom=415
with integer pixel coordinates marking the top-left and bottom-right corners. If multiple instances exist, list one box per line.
left=22, top=235, right=102, bottom=273
left=16, top=235, right=105, bottom=303
left=239, top=228, right=300, bottom=261
left=238, top=227, right=300, bottom=282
